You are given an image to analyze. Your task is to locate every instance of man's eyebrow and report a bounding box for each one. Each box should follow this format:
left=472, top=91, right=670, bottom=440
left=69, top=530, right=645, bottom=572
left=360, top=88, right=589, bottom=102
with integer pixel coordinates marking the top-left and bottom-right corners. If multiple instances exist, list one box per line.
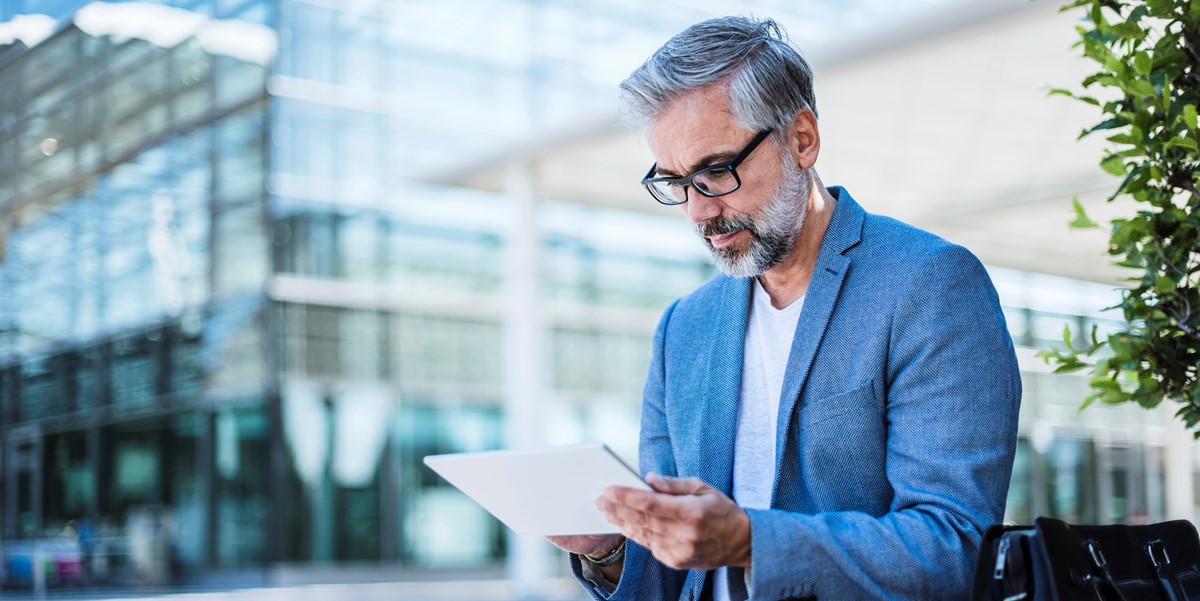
left=654, top=151, right=737, bottom=178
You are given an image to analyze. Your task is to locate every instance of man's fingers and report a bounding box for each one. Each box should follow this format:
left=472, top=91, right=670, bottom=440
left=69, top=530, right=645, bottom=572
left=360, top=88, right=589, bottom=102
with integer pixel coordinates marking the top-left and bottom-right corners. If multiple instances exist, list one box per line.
left=599, top=495, right=720, bottom=571
left=604, top=485, right=694, bottom=520
left=646, top=473, right=709, bottom=496
left=601, top=504, right=679, bottom=552
left=602, top=497, right=690, bottom=535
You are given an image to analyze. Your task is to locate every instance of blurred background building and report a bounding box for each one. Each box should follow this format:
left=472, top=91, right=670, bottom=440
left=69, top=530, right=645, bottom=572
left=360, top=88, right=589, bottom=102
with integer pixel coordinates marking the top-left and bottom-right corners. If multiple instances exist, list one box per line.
left=0, top=0, right=1195, bottom=597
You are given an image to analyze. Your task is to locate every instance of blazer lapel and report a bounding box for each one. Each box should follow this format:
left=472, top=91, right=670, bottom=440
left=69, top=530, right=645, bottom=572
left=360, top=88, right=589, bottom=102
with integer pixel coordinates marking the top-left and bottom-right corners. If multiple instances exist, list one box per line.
left=772, top=188, right=865, bottom=496
left=692, top=275, right=750, bottom=496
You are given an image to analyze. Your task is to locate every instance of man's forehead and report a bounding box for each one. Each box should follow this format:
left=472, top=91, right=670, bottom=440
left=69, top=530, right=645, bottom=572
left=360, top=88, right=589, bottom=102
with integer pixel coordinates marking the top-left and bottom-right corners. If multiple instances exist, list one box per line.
left=646, top=89, right=752, bottom=173
left=652, top=86, right=735, bottom=132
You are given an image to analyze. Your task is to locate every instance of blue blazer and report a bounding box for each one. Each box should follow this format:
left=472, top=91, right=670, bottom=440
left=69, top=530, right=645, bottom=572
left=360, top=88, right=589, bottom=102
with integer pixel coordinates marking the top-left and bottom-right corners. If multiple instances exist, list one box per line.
left=572, top=187, right=1022, bottom=600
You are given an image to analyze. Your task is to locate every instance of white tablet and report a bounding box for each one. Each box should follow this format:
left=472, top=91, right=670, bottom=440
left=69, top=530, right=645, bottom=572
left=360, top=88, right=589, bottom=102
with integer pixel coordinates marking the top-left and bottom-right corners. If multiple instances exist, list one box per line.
left=423, top=443, right=651, bottom=536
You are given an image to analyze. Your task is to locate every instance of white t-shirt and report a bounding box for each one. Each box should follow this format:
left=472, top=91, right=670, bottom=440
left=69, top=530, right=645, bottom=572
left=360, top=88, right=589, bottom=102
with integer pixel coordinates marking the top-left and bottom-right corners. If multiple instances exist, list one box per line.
left=715, top=278, right=805, bottom=601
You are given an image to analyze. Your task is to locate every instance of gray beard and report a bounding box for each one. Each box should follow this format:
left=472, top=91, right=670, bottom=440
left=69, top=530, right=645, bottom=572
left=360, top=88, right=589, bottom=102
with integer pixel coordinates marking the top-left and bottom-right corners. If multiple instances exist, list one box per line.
left=697, top=160, right=811, bottom=278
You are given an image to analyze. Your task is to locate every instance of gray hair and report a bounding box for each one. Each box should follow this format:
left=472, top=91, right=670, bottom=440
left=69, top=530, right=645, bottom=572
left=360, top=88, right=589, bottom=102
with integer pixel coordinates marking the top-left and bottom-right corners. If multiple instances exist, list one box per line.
left=619, top=16, right=817, bottom=142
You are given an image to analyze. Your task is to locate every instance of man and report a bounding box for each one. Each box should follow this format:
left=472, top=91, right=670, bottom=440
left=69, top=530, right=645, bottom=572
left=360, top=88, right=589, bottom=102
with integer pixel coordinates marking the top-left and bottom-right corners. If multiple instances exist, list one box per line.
left=550, top=15, right=1021, bottom=601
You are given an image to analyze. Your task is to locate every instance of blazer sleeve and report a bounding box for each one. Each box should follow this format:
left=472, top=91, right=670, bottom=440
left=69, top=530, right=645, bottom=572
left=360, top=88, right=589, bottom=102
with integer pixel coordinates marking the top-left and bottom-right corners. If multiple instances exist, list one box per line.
left=743, top=245, right=1022, bottom=600
left=569, top=298, right=691, bottom=601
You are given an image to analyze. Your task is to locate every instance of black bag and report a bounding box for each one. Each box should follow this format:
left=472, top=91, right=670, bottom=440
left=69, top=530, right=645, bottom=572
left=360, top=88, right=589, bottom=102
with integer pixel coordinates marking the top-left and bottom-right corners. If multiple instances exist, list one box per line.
left=971, top=516, right=1200, bottom=600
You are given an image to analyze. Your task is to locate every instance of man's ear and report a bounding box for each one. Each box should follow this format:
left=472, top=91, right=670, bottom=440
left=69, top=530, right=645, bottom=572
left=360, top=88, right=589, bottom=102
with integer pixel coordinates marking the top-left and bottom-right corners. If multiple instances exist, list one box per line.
left=786, top=108, right=820, bottom=170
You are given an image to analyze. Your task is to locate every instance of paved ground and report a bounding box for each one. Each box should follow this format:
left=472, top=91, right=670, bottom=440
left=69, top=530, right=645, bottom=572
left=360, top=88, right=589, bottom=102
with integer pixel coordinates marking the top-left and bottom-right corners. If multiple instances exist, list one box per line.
left=0, top=579, right=592, bottom=600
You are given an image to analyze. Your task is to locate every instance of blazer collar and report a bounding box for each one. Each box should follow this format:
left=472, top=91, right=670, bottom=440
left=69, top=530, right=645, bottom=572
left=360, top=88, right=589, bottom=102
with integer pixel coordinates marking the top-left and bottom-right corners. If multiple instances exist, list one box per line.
left=771, top=186, right=864, bottom=500
left=820, top=186, right=866, bottom=255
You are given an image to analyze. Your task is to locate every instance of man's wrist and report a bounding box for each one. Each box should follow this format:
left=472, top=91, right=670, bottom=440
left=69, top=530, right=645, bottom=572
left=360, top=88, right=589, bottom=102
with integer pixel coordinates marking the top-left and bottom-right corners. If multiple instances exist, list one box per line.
left=584, top=536, right=627, bottom=567
left=730, top=507, right=752, bottom=567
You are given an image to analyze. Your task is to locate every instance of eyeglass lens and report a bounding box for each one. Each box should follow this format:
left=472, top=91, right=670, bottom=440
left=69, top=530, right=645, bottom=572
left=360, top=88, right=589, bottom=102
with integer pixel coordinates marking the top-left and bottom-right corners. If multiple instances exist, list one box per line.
left=648, top=166, right=738, bottom=203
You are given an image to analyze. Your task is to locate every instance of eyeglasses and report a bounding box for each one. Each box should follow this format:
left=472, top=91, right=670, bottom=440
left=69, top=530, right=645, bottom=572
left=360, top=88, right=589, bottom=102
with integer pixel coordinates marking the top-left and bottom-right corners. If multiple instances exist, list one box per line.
left=640, top=128, right=774, bottom=206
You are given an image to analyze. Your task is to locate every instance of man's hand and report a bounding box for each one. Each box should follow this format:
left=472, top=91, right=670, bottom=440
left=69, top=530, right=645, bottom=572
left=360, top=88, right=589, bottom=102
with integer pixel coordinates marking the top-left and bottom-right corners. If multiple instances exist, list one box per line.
left=598, top=473, right=751, bottom=570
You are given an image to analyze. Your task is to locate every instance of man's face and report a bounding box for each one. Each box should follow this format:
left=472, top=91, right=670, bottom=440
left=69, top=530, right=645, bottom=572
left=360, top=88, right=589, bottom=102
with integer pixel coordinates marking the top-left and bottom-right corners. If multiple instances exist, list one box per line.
left=647, top=86, right=809, bottom=278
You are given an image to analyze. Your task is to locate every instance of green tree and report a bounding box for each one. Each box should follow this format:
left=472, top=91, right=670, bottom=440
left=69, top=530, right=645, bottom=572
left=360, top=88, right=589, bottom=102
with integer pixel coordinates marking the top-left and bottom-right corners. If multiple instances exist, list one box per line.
left=1042, top=0, right=1200, bottom=431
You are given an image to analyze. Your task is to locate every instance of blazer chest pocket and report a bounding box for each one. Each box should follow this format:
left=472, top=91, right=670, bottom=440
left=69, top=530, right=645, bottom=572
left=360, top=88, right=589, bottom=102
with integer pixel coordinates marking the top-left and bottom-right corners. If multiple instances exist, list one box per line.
left=799, top=381, right=879, bottom=428
left=796, top=381, right=887, bottom=503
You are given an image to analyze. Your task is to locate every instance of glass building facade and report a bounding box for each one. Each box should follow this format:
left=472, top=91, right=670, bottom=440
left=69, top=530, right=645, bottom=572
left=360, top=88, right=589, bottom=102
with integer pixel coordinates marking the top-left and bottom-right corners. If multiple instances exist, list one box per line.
left=0, top=0, right=1193, bottom=592
left=0, top=0, right=276, bottom=580
left=0, top=0, right=721, bottom=582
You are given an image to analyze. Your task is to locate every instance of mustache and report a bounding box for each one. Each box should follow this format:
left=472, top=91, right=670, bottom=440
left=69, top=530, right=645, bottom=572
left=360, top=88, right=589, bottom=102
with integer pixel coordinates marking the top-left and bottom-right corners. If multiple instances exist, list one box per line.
left=697, top=215, right=756, bottom=238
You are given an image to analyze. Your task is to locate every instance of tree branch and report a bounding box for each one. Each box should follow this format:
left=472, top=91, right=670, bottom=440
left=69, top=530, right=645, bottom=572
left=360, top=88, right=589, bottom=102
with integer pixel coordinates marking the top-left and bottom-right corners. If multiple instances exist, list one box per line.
left=1182, top=28, right=1200, bottom=69
left=1173, top=171, right=1200, bottom=205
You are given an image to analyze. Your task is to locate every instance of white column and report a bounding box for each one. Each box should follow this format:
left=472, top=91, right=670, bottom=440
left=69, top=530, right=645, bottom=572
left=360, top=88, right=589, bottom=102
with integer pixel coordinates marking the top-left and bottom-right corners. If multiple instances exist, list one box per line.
left=1164, top=407, right=1195, bottom=521
left=503, top=160, right=552, bottom=597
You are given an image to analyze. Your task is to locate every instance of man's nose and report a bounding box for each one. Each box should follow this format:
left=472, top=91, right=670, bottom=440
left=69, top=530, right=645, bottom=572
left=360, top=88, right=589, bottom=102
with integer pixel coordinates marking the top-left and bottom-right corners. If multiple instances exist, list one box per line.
left=684, top=191, right=721, bottom=224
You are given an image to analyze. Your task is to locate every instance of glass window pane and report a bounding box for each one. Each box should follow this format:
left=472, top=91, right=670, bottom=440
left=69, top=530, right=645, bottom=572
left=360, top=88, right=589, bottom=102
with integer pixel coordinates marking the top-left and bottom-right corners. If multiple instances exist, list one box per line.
left=1046, top=438, right=1096, bottom=523
left=395, top=314, right=501, bottom=392
left=111, top=333, right=156, bottom=407
left=214, top=106, right=264, bottom=205
left=396, top=403, right=503, bottom=567
left=44, top=431, right=92, bottom=528
left=206, top=300, right=265, bottom=393
left=170, top=413, right=204, bottom=569
left=214, top=203, right=268, bottom=295
left=339, top=213, right=381, bottom=283
left=215, top=406, right=267, bottom=567
left=214, top=55, right=267, bottom=108
left=1005, top=438, right=1032, bottom=524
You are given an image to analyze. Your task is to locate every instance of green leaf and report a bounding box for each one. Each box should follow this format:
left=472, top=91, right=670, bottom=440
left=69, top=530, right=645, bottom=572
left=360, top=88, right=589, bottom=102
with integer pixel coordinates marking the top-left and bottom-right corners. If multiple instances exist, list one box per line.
left=1108, top=164, right=1146, bottom=201
left=1155, top=275, right=1177, bottom=294
left=1104, top=55, right=1127, bottom=76
left=1181, top=405, right=1200, bottom=429
left=1145, top=0, right=1173, bottom=16
left=1101, top=155, right=1127, bottom=176
left=1053, top=362, right=1089, bottom=374
left=1111, top=147, right=1147, bottom=159
left=1109, top=22, right=1146, bottom=40
left=1048, top=88, right=1102, bottom=107
left=1133, top=52, right=1152, bottom=75
left=1080, top=393, right=1099, bottom=411
left=1100, top=389, right=1129, bottom=404
left=1062, top=323, right=1075, bottom=349
left=1109, top=334, right=1134, bottom=362
left=1166, top=136, right=1199, bottom=151
left=1126, top=79, right=1156, bottom=96
left=1080, top=117, right=1130, bottom=139
left=1070, top=197, right=1100, bottom=229
left=1184, top=104, right=1198, bottom=131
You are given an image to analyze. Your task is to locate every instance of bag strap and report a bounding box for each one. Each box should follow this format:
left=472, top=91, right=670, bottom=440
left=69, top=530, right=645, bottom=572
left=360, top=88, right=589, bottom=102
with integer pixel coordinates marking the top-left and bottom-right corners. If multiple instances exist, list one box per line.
left=1083, top=539, right=1131, bottom=601
left=1146, top=538, right=1185, bottom=601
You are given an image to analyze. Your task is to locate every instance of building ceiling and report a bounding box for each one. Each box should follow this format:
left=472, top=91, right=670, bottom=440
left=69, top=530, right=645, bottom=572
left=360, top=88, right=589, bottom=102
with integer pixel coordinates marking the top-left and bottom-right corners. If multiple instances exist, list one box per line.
left=439, top=0, right=1138, bottom=286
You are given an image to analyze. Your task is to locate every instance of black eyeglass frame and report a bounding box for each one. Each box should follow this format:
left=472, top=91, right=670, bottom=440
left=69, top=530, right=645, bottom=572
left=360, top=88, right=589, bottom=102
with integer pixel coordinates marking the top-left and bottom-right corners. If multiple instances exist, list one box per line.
left=640, top=128, right=774, bottom=206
